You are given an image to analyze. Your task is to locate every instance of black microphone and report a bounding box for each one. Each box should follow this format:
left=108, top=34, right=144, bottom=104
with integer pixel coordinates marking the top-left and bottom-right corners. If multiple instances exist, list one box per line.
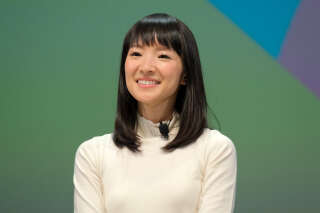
left=159, top=121, right=170, bottom=139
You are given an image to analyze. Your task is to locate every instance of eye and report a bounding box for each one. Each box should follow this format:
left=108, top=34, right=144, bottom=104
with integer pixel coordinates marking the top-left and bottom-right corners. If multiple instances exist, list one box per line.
left=130, top=51, right=141, bottom=56
left=158, top=54, right=170, bottom=59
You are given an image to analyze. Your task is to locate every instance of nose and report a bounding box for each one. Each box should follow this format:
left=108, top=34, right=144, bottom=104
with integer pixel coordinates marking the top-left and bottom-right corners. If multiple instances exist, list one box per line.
left=140, top=54, right=156, bottom=74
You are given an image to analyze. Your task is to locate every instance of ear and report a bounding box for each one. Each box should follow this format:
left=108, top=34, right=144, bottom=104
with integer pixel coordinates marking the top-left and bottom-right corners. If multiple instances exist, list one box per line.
left=180, top=74, right=187, bottom=85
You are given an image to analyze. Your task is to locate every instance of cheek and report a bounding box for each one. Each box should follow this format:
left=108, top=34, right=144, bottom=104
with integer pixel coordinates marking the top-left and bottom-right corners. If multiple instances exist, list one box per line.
left=124, top=60, right=135, bottom=82
left=165, top=64, right=183, bottom=84
left=124, top=60, right=130, bottom=75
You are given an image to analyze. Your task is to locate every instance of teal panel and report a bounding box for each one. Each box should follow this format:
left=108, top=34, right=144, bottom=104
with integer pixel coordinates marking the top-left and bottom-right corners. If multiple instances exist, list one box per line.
left=208, top=0, right=301, bottom=57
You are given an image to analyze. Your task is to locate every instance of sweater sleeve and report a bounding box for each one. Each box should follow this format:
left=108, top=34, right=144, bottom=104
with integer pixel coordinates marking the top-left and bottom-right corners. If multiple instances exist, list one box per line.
left=73, top=139, right=105, bottom=213
left=198, top=131, right=237, bottom=213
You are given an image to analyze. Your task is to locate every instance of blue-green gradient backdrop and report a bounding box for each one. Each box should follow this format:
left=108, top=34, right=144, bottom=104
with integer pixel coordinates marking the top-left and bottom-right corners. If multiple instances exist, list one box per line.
left=1, top=1, right=319, bottom=212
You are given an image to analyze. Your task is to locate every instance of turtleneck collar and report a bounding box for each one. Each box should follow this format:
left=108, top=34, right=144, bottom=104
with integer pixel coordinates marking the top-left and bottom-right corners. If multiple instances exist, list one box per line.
left=136, top=112, right=180, bottom=139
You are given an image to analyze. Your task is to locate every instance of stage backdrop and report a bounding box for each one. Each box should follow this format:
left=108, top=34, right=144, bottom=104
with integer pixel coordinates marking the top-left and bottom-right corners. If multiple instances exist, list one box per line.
left=1, top=0, right=319, bottom=212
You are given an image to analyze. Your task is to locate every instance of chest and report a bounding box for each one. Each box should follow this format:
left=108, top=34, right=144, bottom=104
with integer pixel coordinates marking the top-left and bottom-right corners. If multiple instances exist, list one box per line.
left=102, top=147, right=203, bottom=213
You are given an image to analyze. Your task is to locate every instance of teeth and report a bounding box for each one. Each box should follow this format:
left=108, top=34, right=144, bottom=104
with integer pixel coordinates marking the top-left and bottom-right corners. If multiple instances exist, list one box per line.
left=138, top=80, right=158, bottom=85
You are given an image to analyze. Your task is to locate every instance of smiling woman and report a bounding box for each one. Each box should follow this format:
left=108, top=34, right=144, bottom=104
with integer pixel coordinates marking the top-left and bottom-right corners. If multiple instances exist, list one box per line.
left=125, top=42, right=184, bottom=121
left=73, top=13, right=237, bottom=213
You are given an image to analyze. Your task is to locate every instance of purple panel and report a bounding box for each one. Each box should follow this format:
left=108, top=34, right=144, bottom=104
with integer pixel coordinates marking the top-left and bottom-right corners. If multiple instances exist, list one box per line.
left=279, top=0, right=320, bottom=98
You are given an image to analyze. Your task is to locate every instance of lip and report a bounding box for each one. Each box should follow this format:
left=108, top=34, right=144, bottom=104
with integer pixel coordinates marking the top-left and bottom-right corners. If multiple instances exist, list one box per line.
left=136, top=78, right=161, bottom=88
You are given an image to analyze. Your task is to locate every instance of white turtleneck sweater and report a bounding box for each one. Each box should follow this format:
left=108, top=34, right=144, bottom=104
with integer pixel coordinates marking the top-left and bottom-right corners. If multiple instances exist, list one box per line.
left=73, top=114, right=237, bottom=213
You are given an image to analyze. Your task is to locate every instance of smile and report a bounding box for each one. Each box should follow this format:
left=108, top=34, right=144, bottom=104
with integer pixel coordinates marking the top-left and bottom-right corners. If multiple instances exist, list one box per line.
left=137, top=80, right=159, bottom=85
left=137, top=80, right=160, bottom=88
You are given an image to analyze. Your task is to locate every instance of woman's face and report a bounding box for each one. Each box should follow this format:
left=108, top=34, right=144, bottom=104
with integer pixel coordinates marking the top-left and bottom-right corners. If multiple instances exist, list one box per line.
left=125, top=41, right=184, bottom=109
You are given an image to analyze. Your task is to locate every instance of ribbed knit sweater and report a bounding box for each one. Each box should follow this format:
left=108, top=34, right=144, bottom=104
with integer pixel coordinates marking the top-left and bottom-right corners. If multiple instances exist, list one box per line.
left=73, top=114, right=237, bottom=213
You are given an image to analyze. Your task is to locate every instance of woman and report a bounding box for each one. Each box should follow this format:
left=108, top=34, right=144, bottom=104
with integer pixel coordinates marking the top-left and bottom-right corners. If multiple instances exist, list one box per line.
left=74, top=13, right=237, bottom=213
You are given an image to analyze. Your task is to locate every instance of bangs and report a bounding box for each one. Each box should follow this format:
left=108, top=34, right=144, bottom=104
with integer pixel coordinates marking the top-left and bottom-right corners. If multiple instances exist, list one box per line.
left=126, top=15, right=182, bottom=55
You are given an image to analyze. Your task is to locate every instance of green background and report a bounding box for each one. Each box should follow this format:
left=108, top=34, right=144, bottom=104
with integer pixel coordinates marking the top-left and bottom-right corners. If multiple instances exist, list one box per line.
left=1, top=0, right=319, bottom=212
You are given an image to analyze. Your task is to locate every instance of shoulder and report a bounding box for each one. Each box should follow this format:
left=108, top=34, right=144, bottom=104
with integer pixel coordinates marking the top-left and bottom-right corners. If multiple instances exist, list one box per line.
left=75, top=133, right=116, bottom=160
left=198, top=129, right=237, bottom=160
left=74, top=133, right=119, bottom=175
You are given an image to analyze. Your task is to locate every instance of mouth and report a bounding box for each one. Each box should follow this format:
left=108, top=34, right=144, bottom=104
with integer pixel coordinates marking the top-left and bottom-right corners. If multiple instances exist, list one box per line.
left=136, top=79, right=160, bottom=88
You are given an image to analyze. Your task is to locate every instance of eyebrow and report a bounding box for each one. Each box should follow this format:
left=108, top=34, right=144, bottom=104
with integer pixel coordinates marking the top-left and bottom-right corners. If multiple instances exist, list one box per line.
left=155, top=46, right=170, bottom=51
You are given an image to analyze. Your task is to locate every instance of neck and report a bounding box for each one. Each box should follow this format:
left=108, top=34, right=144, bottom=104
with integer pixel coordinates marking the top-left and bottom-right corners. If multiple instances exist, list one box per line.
left=138, top=102, right=174, bottom=123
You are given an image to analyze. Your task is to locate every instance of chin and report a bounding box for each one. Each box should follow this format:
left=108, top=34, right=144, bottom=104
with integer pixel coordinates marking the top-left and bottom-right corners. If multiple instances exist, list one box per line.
left=131, top=91, right=160, bottom=104
left=136, top=98, right=157, bottom=105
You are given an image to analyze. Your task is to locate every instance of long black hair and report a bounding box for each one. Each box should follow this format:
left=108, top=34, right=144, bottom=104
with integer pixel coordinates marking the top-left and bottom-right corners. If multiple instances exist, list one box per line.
left=113, top=13, right=208, bottom=152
